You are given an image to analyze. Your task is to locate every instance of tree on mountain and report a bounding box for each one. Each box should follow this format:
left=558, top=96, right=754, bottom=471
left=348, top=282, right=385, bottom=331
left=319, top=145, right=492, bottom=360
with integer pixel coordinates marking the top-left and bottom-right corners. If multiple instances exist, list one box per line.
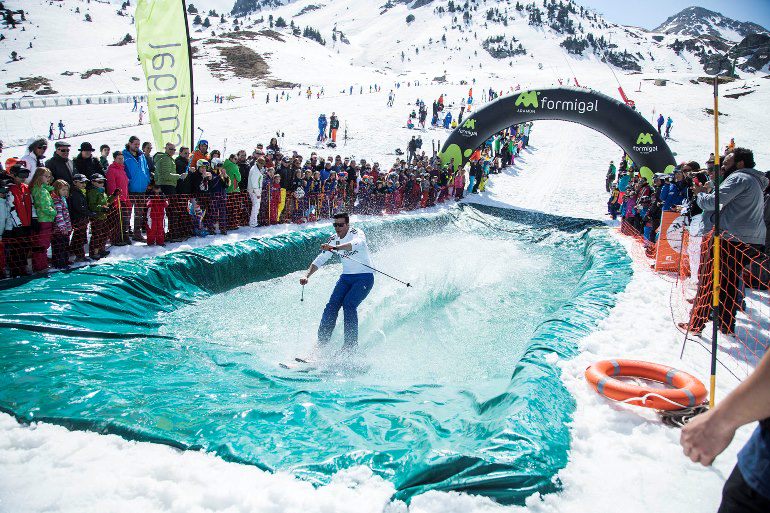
left=85, top=13, right=92, bottom=22
left=202, top=16, right=211, bottom=28
left=187, top=3, right=198, bottom=14
left=269, top=14, right=273, bottom=28
left=303, top=26, right=326, bottom=45
left=220, top=14, right=225, bottom=23
left=406, top=14, right=415, bottom=24
left=275, top=17, right=287, bottom=28
left=193, top=14, right=202, bottom=25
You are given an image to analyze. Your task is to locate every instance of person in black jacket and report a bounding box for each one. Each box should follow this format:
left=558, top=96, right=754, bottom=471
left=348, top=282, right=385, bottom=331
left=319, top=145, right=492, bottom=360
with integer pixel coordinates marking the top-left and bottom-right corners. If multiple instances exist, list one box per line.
left=67, top=174, right=96, bottom=262
left=175, top=147, right=190, bottom=181
left=236, top=150, right=250, bottom=193
left=470, top=160, right=484, bottom=194
left=179, top=160, right=206, bottom=195
left=407, top=136, right=417, bottom=164
left=45, top=141, right=75, bottom=185
left=142, top=141, right=155, bottom=178
left=73, top=142, right=102, bottom=179
left=329, top=113, right=340, bottom=143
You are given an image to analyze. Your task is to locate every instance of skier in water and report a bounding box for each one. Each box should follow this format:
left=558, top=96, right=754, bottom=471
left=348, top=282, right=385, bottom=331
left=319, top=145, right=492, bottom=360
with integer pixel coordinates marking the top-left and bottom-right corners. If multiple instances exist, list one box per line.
left=300, top=212, right=374, bottom=349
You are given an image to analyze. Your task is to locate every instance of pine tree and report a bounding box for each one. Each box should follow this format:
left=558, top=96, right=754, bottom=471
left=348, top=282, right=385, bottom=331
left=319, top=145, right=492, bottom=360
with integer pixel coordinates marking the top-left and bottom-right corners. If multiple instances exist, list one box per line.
left=193, top=14, right=202, bottom=25
left=187, top=3, right=197, bottom=14
left=275, top=16, right=287, bottom=28
left=202, top=16, right=210, bottom=28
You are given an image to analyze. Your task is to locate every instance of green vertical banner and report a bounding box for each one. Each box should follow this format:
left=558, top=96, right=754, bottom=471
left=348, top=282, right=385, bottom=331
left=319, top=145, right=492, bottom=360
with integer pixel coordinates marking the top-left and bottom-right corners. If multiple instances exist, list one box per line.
left=135, top=0, right=194, bottom=149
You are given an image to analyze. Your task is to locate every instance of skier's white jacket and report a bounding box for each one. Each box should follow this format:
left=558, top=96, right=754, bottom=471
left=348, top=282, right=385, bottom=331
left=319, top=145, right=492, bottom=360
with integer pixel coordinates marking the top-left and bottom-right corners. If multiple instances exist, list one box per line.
left=312, top=227, right=374, bottom=275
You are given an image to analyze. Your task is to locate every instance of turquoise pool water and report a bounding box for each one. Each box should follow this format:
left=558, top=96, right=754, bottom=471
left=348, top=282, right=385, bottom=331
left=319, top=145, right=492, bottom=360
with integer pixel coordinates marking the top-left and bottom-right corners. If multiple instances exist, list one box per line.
left=0, top=205, right=632, bottom=504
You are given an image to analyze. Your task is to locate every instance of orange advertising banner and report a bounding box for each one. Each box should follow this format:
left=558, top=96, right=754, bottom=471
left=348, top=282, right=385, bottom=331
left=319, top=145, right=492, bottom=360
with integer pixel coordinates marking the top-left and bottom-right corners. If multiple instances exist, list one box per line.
left=655, top=211, right=688, bottom=272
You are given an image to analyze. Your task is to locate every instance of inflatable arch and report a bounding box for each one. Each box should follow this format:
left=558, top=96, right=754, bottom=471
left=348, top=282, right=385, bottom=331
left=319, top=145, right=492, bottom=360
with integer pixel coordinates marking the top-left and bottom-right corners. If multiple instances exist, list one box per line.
left=439, top=87, right=676, bottom=183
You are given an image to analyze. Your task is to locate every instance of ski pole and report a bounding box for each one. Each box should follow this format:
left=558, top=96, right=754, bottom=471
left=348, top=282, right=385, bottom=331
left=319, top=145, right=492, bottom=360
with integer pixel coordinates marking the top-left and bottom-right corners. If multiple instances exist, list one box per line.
left=301, top=284, right=305, bottom=302
left=331, top=249, right=411, bottom=287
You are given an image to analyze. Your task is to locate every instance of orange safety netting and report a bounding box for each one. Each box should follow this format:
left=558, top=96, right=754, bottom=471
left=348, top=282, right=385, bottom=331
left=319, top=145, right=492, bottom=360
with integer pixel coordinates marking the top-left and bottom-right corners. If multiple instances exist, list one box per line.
left=618, top=219, right=770, bottom=378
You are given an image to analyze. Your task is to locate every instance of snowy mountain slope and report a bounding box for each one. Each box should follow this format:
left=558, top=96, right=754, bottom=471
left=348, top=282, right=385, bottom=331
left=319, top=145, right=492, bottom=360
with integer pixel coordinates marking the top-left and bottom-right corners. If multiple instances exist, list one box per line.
left=654, top=6, right=769, bottom=42
left=3, top=0, right=768, bottom=104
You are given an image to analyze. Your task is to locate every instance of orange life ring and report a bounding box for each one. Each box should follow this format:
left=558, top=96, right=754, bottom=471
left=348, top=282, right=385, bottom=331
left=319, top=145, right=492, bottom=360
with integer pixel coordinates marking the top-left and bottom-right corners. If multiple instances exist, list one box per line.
left=585, top=359, right=708, bottom=411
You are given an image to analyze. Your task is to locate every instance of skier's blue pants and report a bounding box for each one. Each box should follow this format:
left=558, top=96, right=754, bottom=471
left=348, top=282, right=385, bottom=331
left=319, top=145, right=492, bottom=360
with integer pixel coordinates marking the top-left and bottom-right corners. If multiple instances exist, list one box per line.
left=467, top=175, right=476, bottom=193
left=318, top=273, right=374, bottom=347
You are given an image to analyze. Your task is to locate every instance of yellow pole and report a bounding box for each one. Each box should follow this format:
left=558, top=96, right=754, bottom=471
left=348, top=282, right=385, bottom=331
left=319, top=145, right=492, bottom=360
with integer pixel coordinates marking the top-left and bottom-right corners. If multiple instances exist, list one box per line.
left=709, top=77, right=721, bottom=409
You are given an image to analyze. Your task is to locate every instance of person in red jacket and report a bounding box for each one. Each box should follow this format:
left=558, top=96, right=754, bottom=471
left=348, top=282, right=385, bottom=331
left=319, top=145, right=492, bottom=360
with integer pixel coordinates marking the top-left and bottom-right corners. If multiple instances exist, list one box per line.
left=268, top=173, right=282, bottom=224
left=145, top=184, right=169, bottom=246
left=190, top=140, right=209, bottom=169
left=6, top=165, right=33, bottom=276
left=105, top=151, right=132, bottom=245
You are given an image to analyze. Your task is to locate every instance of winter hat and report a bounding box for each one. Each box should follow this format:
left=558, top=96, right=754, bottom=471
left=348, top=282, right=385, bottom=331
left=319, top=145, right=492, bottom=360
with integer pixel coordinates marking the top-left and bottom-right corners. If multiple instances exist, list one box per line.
left=78, top=142, right=95, bottom=152
left=26, top=137, right=47, bottom=152
left=90, top=173, right=105, bottom=182
left=197, top=160, right=210, bottom=169
left=73, top=174, right=89, bottom=182
left=198, top=140, right=209, bottom=147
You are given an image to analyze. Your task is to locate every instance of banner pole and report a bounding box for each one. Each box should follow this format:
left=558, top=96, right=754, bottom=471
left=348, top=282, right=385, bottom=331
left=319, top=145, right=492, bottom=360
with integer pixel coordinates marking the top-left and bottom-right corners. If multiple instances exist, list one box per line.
left=709, top=76, right=721, bottom=409
left=182, top=0, right=195, bottom=150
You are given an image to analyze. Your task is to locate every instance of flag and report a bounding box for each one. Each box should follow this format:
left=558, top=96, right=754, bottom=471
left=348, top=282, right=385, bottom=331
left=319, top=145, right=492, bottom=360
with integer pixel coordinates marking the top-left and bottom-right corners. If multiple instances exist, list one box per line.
left=135, top=0, right=194, bottom=149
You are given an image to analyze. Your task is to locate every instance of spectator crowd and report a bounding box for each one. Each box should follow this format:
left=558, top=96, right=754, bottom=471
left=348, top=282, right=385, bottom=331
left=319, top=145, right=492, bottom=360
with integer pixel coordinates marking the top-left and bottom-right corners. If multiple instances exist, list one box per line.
left=0, top=119, right=533, bottom=279
left=606, top=142, right=770, bottom=336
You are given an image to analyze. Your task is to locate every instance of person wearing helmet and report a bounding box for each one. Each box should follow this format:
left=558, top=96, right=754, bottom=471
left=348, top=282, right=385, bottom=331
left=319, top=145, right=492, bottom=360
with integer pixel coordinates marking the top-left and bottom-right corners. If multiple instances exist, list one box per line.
left=190, top=140, right=209, bottom=169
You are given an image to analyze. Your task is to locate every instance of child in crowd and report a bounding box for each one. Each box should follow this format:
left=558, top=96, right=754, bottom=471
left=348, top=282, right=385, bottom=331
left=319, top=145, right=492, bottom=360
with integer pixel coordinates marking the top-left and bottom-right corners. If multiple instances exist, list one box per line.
left=50, top=180, right=72, bottom=269
left=205, top=159, right=230, bottom=235
left=68, top=174, right=95, bottom=262
left=146, top=184, right=169, bottom=246
left=454, top=166, right=465, bottom=201
left=188, top=197, right=207, bottom=237
left=269, top=173, right=282, bottom=224
left=322, top=171, right=337, bottom=217
left=29, top=167, right=55, bottom=273
left=0, top=176, right=13, bottom=275
left=5, top=165, right=32, bottom=277
left=607, top=185, right=621, bottom=220
left=86, top=173, right=111, bottom=260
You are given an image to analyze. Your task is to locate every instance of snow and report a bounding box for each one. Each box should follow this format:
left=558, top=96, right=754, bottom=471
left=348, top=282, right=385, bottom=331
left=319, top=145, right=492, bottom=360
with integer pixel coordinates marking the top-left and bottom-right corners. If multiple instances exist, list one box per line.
left=1, top=0, right=769, bottom=512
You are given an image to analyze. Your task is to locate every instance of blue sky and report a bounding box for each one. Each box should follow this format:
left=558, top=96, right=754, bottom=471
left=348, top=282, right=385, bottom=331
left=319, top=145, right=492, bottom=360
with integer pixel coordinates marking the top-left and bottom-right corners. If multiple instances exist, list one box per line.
left=576, top=0, right=770, bottom=31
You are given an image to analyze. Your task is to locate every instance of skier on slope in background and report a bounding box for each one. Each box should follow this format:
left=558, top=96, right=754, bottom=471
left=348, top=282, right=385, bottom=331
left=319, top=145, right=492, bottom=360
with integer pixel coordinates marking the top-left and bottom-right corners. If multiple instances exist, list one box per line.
left=317, top=114, right=328, bottom=146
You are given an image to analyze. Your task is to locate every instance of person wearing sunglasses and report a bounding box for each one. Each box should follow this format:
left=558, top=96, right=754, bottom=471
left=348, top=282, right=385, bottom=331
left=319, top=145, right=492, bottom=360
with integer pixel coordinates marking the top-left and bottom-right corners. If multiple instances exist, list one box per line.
left=300, top=212, right=374, bottom=350
left=21, top=138, right=48, bottom=183
left=44, top=141, right=75, bottom=185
